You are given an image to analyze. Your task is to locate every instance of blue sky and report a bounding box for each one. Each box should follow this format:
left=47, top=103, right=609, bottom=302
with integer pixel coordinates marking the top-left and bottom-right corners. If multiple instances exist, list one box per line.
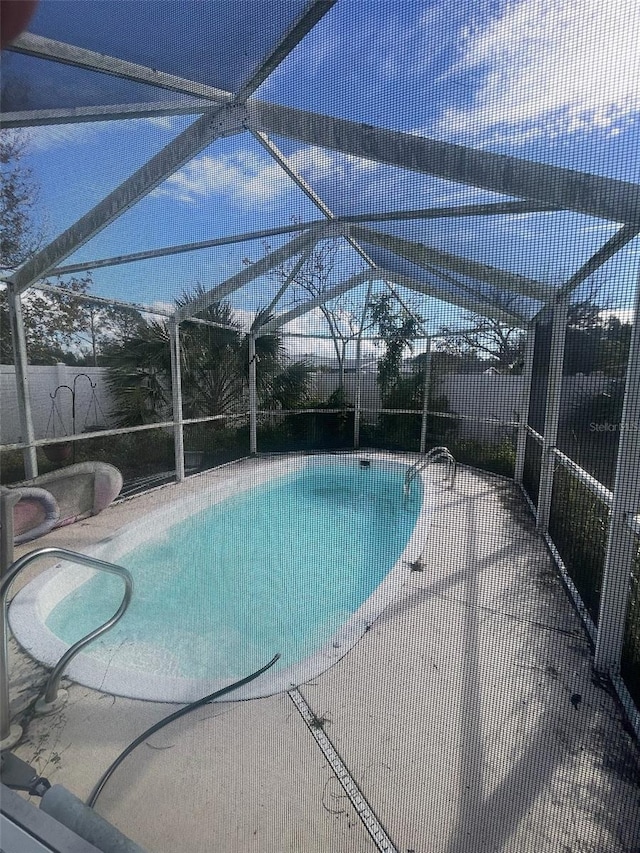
left=15, top=0, right=640, bottom=346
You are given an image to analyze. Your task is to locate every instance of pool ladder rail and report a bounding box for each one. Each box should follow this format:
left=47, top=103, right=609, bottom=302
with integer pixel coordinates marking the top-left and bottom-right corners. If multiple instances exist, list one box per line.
left=1, top=547, right=133, bottom=749
left=403, top=446, right=457, bottom=496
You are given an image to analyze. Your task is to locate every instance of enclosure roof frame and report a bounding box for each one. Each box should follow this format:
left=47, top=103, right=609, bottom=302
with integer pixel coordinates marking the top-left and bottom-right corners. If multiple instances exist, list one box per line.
left=3, top=4, right=639, bottom=329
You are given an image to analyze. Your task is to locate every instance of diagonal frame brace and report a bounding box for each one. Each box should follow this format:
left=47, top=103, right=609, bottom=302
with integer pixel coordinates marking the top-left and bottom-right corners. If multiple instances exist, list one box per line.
left=8, top=103, right=249, bottom=294
left=260, top=270, right=371, bottom=333
left=387, top=270, right=527, bottom=327
left=352, top=226, right=552, bottom=302
left=176, top=229, right=324, bottom=321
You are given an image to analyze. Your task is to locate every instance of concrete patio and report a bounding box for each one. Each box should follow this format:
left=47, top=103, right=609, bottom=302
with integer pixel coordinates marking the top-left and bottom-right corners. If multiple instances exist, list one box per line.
left=5, top=459, right=640, bottom=853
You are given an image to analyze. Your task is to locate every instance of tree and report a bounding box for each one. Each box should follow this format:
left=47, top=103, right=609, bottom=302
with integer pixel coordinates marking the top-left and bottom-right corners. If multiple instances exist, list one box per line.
left=255, top=233, right=365, bottom=392
left=367, top=291, right=423, bottom=400
left=104, top=320, right=172, bottom=426
left=74, top=301, right=147, bottom=366
left=438, top=315, right=526, bottom=374
left=599, top=316, right=632, bottom=378
left=0, top=275, right=96, bottom=364
left=0, top=131, right=146, bottom=365
left=0, top=130, right=44, bottom=272
left=106, top=286, right=313, bottom=427
left=0, top=131, right=101, bottom=364
left=0, top=277, right=148, bottom=365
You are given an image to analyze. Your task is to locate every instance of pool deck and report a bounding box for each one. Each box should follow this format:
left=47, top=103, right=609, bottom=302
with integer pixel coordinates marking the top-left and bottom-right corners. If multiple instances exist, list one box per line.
left=5, top=454, right=640, bottom=853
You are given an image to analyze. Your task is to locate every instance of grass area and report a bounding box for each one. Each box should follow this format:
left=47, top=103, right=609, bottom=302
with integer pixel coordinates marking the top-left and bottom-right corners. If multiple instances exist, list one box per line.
left=622, top=546, right=640, bottom=710
left=548, top=465, right=609, bottom=622
left=522, top=433, right=542, bottom=506
left=449, top=436, right=516, bottom=478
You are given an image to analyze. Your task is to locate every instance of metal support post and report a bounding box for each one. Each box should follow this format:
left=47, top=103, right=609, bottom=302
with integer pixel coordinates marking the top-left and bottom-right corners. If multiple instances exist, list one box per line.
left=169, top=320, right=185, bottom=482
left=536, top=299, right=568, bottom=532
left=7, top=288, right=37, bottom=479
left=249, top=333, right=258, bottom=455
left=0, top=491, right=21, bottom=747
left=595, top=271, right=640, bottom=674
left=0, top=491, right=20, bottom=576
left=419, top=338, right=432, bottom=454
left=354, top=337, right=362, bottom=450
left=514, top=324, right=536, bottom=483
left=353, top=281, right=372, bottom=450
left=0, top=599, right=21, bottom=747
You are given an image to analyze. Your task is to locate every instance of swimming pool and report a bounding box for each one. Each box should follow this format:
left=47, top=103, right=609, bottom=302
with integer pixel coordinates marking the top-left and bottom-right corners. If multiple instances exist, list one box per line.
left=10, top=454, right=435, bottom=702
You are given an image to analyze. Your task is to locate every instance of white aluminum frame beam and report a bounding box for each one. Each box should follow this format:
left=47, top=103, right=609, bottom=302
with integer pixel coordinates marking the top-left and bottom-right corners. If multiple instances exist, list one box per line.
left=595, top=267, right=640, bottom=675
left=514, top=324, right=536, bottom=484
left=8, top=33, right=231, bottom=103
left=176, top=230, right=321, bottom=320
left=33, top=202, right=566, bottom=280
left=9, top=51, right=633, bottom=226
left=341, top=200, right=562, bottom=222
left=419, top=337, right=432, bottom=454
left=169, top=320, right=185, bottom=482
left=8, top=103, right=248, bottom=294
left=21, top=280, right=240, bottom=331
left=353, top=280, right=373, bottom=450
left=235, top=1, right=336, bottom=100
left=379, top=278, right=431, bottom=339
left=7, top=39, right=638, bottom=227
left=20, top=280, right=174, bottom=318
left=7, top=288, right=38, bottom=478
left=254, top=134, right=434, bottom=341
left=0, top=101, right=212, bottom=128
left=253, top=131, right=377, bottom=270
left=5, top=7, right=331, bottom=293
left=536, top=298, right=569, bottom=533
left=248, top=334, right=258, bottom=455
left=387, top=271, right=525, bottom=326
left=558, top=224, right=640, bottom=299
left=352, top=226, right=553, bottom=302
left=413, top=261, right=529, bottom=326
left=253, top=130, right=335, bottom=221
left=248, top=102, right=640, bottom=226
left=7, top=1, right=333, bottom=108
left=261, top=271, right=370, bottom=332
left=48, top=221, right=316, bottom=277
left=263, top=245, right=315, bottom=317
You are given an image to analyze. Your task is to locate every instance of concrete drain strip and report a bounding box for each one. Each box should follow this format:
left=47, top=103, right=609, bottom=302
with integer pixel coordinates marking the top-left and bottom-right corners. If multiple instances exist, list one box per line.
left=288, top=688, right=397, bottom=853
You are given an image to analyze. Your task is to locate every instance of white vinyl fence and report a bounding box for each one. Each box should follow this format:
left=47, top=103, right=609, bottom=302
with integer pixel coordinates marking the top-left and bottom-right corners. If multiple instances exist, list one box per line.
left=313, top=371, right=612, bottom=442
left=1, top=365, right=612, bottom=447
left=0, top=365, right=115, bottom=444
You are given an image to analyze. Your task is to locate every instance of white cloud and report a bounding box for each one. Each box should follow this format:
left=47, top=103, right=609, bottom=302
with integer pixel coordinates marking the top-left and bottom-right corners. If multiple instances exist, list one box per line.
left=437, top=0, right=640, bottom=145
left=229, top=306, right=257, bottom=331
left=600, top=307, right=636, bottom=325
left=154, top=148, right=293, bottom=206
left=148, top=300, right=175, bottom=317
left=152, top=141, right=379, bottom=208
left=144, top=115, right=184, bottom=131
left=289, top=145, right=378, bottom=182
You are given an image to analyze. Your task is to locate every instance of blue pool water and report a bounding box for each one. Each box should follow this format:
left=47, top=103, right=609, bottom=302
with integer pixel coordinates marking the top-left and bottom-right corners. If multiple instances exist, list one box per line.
left=46, top=460, right=422, bottom=682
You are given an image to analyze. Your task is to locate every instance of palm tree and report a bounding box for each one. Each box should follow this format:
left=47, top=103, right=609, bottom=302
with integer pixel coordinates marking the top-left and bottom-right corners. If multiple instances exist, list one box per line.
left=106, top=287, right=313, bottom=427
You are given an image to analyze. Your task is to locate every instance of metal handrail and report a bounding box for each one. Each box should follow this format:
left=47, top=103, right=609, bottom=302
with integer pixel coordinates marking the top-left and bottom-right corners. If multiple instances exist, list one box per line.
left=404, top=446, right=456, bottom=495
left=1, top=547, right=132, bottom=738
